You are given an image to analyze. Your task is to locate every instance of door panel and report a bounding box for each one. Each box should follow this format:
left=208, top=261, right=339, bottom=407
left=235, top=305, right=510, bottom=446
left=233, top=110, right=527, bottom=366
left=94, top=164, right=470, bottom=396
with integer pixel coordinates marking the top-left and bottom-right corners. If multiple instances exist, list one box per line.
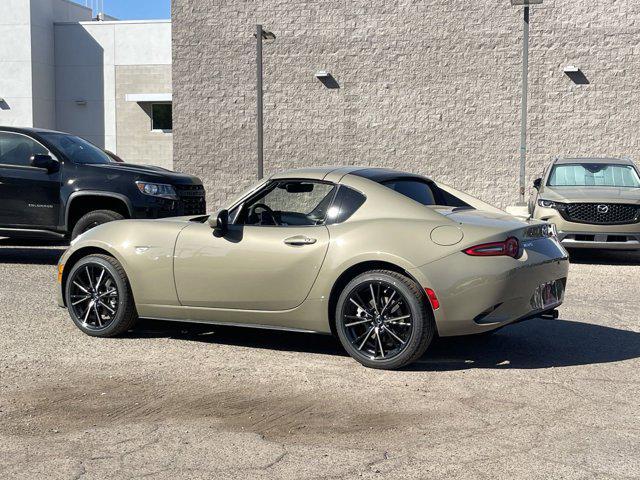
left=0, top=166, right=61, bottom=226
left=173, top=223, right=330, bottom=311
left=0, top=131, right=60, bottom=227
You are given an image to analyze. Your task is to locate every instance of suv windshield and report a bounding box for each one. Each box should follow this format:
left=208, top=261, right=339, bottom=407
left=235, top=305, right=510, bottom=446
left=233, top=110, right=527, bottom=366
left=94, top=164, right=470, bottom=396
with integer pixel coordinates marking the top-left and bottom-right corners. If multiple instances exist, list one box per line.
left=548, top=163, right=640, bottom=188
left=39, top=133, right=113, bottom=165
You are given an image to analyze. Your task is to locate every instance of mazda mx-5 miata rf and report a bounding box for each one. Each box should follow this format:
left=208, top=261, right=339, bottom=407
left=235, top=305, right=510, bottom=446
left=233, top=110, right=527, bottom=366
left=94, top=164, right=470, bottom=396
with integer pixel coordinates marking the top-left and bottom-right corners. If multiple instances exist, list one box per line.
left=57, top=167, right=569, bottom=369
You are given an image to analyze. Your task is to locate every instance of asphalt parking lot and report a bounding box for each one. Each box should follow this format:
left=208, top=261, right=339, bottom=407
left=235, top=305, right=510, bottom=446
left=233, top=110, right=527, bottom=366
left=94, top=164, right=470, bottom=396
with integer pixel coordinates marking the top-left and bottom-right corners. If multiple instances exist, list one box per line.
left=0, top=239, right=639, bottom=480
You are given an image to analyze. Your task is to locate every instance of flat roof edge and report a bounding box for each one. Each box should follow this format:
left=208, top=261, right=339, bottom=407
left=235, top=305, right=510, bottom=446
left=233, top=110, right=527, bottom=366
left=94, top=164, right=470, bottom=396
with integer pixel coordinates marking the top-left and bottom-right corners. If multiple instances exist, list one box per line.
left=54, top=19, right=171, bottom=26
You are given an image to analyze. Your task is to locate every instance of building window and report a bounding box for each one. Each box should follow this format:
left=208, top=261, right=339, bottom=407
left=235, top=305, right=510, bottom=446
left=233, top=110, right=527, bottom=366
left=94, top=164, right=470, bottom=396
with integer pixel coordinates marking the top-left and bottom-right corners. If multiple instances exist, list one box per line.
left=151, top=103, right=172, bottom=132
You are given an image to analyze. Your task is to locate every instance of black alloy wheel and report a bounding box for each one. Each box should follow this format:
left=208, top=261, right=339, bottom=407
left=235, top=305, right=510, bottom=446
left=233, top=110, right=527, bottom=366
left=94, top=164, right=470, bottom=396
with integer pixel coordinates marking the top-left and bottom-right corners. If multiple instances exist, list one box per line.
left=65, top=254, right=137, bottom=337
left=336, top=270, right=435, bottom=370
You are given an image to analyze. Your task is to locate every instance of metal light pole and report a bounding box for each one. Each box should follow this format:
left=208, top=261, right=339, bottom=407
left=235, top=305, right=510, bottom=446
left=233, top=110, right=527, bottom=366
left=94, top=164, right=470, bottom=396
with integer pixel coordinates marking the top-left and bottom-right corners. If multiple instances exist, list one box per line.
left=256, top=25, right=276, bottom=180
left=511, top=0, right=542, bottom=205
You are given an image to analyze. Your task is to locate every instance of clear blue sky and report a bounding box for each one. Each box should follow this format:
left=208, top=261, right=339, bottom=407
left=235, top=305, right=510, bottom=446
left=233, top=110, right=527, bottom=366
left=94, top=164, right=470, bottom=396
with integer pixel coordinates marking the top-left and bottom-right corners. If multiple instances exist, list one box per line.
left=83, top=0, right=171, bottom=20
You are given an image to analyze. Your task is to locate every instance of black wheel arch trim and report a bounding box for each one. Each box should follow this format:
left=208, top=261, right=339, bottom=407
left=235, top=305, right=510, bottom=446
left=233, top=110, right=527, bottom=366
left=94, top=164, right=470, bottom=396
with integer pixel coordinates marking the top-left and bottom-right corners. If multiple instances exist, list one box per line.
left=64, top=191, right=133, bottom=230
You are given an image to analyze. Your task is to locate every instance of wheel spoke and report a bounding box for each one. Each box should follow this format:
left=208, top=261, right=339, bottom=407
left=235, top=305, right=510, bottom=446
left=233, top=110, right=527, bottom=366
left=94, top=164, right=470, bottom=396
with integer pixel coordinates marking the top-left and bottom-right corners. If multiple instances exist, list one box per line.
left=376, top=328, right=385, bottom=358
left=349, top=298, right=369, bottom=315
left=383, top=326, right=406, bottom=345
left=82, top=301, right=93, bottom=323
left=357, top=326, right=375, bottom=350
left=71, top=295, right=91, bottom=306
left=85, top=266, right=94, bottom=290
left=345, top=318, right=373, bottom=328
left=73, top=281, right=89, bottom=294
left=379, top=291, right=396, bottom=316
left=384, top=314, right=411, bottom=324
left=98, top=300, right=115, bottom=315
left=94, top=268, right=105, bottom=291
left=98, top=288, right=117, bottom=299
left=369, top=284, right=379, bottom=315
left=93, top=303, right=102, bottom=326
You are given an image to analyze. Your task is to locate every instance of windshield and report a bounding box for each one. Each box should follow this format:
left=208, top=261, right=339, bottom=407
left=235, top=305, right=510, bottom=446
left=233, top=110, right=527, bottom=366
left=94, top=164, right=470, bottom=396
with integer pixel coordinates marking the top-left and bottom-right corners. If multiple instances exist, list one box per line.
left=39, top=133, right=113, bottom=165
left=548, top=163, right=640, bottom=188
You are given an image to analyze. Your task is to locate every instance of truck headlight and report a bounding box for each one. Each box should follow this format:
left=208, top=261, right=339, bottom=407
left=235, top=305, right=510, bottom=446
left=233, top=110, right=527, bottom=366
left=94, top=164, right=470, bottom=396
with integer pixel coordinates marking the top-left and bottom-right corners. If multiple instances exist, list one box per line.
left=136, top=181, right=178, bottom=200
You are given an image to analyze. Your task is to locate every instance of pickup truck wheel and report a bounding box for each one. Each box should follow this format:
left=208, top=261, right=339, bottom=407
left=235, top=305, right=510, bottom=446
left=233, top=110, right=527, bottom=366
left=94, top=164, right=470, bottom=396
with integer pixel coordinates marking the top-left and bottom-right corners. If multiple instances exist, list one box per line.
left=71, top=209, right=124, bottom=240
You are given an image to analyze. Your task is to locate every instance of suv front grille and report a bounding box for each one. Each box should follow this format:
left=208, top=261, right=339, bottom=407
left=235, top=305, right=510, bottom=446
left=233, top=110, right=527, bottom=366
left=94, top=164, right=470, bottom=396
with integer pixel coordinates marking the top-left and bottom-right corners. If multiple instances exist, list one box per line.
left=175, top=184, right=206, bottom=216
left=560, top=203, right=639, bottom=225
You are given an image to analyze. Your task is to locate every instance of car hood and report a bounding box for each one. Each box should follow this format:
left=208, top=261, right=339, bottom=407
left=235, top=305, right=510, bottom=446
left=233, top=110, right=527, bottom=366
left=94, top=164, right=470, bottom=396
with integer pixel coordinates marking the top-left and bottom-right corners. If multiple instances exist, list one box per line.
left=541, top=186, right=640, bottom=204
left=88, top=162, right=202, bottom=185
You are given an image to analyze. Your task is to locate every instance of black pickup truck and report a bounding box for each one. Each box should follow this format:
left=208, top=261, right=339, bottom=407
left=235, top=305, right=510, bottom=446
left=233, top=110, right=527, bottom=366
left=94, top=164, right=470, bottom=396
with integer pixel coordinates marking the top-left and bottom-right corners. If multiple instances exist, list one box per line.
left=0, top=127, right=206, bottom=240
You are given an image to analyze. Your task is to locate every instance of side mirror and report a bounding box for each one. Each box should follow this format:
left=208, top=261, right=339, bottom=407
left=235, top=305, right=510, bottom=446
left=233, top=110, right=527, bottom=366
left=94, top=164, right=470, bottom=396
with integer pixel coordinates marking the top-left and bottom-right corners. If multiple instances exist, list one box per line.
left=533, top=178, right=542, bottom=190
left=30, top=154, right=59, bottom=173
left=209, top=209, right=229, bottom=235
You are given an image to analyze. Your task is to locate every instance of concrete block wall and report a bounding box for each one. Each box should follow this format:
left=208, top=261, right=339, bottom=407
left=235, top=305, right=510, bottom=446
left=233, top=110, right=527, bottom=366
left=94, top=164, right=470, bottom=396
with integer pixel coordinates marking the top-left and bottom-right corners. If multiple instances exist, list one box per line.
left=172, top=0, right=640, bottom=210
left=115, top=65, right=173, bottom=169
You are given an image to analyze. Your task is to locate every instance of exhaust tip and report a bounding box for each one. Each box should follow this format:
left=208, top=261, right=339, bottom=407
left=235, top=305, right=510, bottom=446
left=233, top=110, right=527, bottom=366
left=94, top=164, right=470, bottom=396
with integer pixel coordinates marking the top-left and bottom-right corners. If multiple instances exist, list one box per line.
left=540, top=309, right=559, bottom=319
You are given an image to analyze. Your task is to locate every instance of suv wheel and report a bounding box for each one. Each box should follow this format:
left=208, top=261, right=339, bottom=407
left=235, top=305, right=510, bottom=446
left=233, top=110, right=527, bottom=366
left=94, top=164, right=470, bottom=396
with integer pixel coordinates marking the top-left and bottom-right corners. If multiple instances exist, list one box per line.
left=335, top=270, right=435, bottom=370
left=71, top=209, right=124, bottom=240
left=65, top=254, right=137, bottom=337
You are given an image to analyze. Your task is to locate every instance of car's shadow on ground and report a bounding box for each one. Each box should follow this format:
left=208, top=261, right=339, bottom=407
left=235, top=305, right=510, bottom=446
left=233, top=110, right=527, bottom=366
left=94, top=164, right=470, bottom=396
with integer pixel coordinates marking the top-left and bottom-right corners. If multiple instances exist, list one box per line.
left=568, top=248, right=640, bottom=266
left=0, top=238, right=66, bottom=265
left=131, top=317, right=640, bottom=371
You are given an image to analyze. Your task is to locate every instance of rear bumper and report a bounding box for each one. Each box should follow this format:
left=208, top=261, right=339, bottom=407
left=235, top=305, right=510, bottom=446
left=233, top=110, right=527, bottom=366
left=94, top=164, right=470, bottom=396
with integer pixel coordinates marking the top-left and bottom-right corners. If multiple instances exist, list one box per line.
left=413, top=237, right=569, bottom=337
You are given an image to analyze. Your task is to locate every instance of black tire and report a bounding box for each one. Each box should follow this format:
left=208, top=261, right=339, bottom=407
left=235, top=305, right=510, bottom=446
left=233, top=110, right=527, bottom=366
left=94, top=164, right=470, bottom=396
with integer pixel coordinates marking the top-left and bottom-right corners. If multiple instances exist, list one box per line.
left=335, top=270, right=435, bottom=370
left=71, top=209, right=124, bottom=240
left=64, top=254, right=137, bottom=337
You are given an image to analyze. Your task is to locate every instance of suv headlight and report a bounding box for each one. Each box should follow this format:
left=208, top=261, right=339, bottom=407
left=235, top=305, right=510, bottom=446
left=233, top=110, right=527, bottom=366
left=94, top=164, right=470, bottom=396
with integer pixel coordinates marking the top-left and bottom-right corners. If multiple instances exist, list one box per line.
left=538, top=199, right=559, bottom=209
left=136, top=181, right=178, bottom=200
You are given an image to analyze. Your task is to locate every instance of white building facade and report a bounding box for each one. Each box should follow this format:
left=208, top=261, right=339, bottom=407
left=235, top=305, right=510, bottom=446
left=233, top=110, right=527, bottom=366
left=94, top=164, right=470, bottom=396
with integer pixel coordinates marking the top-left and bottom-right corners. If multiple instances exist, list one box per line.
left=0, top=0, right=173, bottom=168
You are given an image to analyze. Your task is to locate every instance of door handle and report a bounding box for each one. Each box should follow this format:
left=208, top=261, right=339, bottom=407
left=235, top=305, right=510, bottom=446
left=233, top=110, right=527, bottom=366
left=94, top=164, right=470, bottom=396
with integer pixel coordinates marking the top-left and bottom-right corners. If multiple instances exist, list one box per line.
left=284, top=235, right=317, bottom=246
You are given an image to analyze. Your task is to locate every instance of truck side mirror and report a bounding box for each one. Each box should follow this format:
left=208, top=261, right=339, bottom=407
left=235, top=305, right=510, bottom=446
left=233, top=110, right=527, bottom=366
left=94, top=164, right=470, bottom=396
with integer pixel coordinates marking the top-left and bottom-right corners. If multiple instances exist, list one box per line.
left=30, top=154, right=59, bottom=173
left=209, top=209, right=229, bottom=236
left=533, top=178, right=542, bottom=190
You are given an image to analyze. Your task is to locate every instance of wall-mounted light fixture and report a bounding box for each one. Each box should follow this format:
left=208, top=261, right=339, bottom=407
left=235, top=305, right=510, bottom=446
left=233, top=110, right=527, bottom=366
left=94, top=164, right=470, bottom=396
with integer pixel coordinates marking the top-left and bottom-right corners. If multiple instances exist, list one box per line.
left=75, top=100, right=87, bottom=106
left=563, top=65, right=589, bottom=84
left=315, top=71, right=339, bottom=89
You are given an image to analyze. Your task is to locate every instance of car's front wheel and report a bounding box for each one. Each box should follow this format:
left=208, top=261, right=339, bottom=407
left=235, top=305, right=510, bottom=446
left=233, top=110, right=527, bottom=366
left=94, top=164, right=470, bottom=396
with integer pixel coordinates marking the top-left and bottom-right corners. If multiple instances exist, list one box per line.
left=335, top=270, right=435, bottom=369
left=65, top=254, right=137, bottom=337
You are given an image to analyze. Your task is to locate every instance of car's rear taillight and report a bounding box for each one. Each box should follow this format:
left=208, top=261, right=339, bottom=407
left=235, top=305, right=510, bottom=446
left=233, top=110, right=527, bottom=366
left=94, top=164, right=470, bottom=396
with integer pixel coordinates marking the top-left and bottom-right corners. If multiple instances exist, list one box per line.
left=463, top=237, right=520, bottom=258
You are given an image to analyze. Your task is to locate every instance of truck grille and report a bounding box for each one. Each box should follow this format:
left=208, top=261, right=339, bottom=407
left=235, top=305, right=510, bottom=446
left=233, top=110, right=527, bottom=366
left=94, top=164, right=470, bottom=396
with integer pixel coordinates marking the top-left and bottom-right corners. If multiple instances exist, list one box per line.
left=560, top=203, right=639, bottom=225
left=175, top=184, right=206, bottom=216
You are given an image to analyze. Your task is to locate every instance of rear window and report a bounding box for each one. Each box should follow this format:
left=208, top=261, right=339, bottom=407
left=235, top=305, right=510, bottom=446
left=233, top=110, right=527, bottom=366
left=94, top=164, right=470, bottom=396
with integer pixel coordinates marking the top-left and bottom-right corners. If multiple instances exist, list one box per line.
left=382, top=179, right=436, bottom=206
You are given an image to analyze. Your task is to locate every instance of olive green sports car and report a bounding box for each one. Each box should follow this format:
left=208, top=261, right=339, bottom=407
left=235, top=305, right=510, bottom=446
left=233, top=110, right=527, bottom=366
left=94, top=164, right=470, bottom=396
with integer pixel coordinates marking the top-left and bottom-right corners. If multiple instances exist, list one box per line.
left=57, top=167, right=569, bottom=369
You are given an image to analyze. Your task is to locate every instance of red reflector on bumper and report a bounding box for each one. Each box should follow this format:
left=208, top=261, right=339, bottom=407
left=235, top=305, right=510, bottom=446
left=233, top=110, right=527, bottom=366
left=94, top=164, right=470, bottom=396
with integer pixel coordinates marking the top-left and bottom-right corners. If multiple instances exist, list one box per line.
left=425, top=288, right=440, bottom=310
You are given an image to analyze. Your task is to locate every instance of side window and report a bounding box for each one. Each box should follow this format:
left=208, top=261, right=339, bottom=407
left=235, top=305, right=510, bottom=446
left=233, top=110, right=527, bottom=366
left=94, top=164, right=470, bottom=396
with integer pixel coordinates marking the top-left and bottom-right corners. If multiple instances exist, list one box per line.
left=429, top=184, right=470, bottom=208
left=382, top=179, right=436, bottom=206
left=238, top=180, right=336, bottom=226
left=326, top=186, right=366, bottom=224
left=0, top=132, right=48, bottom=167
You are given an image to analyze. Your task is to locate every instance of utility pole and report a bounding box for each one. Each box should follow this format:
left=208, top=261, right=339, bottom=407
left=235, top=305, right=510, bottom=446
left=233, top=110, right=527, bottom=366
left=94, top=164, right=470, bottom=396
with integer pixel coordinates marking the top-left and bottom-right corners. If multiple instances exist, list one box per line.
left=256, top=25, right=275, bottom=179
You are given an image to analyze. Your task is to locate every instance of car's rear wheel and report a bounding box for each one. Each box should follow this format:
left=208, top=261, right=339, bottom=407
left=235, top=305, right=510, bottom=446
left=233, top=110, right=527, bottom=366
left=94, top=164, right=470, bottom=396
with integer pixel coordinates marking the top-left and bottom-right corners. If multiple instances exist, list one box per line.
left=335, top=270, right=435, bottom=369
left=65, top=254, right=137, bottom=337
left=71, top=209, right=124, bottom=240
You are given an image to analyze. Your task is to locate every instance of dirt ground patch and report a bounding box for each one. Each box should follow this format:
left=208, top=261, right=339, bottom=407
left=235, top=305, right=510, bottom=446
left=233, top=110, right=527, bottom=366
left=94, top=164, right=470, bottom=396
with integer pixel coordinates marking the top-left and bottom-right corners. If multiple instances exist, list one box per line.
left=1, top=242, right=639, bottom=479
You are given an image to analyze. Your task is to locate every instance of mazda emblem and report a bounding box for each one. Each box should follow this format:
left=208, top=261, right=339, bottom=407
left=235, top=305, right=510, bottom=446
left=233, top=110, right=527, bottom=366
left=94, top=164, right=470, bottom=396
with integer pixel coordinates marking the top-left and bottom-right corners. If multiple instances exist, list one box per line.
left=597, top=204, right=609, bottom=214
